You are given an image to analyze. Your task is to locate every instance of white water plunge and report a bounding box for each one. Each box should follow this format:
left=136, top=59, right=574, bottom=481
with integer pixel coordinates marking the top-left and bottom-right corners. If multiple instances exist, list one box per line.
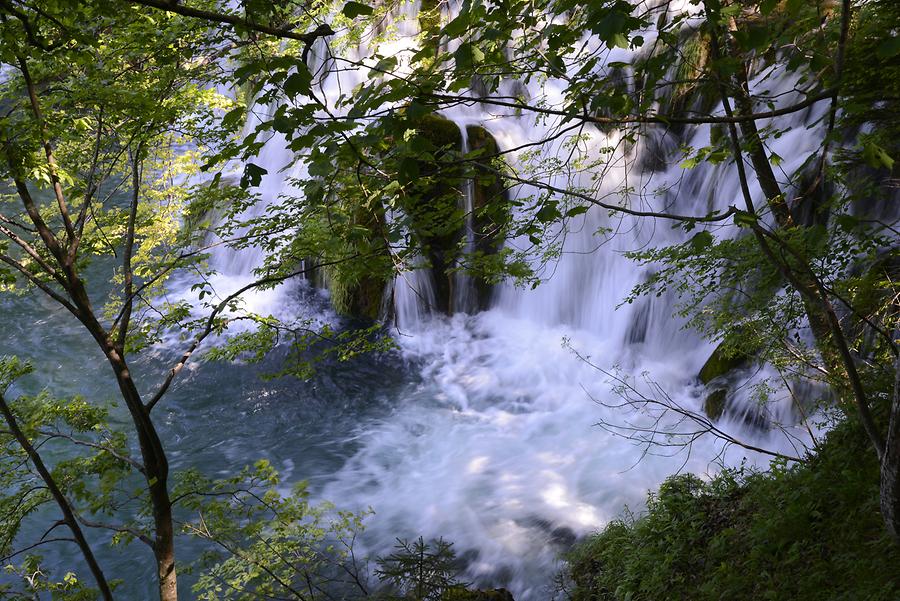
left=215, top=1, right=823, bottom=598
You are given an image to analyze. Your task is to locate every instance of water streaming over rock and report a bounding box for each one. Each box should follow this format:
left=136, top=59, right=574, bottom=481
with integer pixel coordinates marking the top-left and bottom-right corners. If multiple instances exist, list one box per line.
left=212, top=1, right=824, bottom=597
left=452, top=123, right=478, bottom=315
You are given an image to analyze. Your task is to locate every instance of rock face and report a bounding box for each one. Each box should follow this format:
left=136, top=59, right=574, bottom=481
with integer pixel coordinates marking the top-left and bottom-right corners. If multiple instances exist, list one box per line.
left=703, top=388, right=728, bottom=421
left=400, top=114, right=509, bottom=315
left=698, top=341, right=755, bottom=423
left=698, top=342, right=753, bottom=385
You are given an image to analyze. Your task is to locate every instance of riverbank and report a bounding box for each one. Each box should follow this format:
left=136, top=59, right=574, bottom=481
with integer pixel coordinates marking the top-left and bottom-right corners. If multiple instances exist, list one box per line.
left=564, top=419, right=900, bottom=600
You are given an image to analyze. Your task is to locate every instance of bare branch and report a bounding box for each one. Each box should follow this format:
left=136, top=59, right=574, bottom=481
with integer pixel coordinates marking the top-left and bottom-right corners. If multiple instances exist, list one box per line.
left=38, top=429, right=146, bottom=475
left=17, top=54, right=77, bottom=247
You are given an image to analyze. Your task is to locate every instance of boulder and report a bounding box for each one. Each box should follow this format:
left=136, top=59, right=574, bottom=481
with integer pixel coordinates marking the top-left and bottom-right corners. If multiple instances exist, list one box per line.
left=400, top=114, right=509, bottom=314
left=703, top=388, right=728, bottom=420
left=698, top=341, right=753, bottom=384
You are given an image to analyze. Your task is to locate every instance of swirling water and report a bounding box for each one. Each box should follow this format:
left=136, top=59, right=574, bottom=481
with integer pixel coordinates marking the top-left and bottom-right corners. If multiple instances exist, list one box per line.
left=0, top=1, right=829, bottom=599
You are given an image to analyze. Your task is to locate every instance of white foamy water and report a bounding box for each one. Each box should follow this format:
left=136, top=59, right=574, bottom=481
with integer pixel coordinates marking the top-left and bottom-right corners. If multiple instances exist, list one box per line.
left=200, top=1, right=829, bottom=597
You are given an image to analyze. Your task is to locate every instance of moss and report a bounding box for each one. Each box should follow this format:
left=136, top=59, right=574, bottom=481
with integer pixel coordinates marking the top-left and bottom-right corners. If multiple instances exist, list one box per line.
left=698, top=341, right=752, bottom=384
left=652, top=29, right=718, bottom=129
left=382, top=114, right=510, bottom=314
left=703, top=388, right=728, bottom=420
left=400, top=113, right=464, bottom=313
left=319, top=183, right=394, bottom=320
left=418, top=0, right=442, bottom=37
left=323, top=204, right=393, bottom=320
left=417, top=113, right=464, bottom=148
left=324, top=264, right=385, bottom=320
left=443, top=587, right=515, bottom=601
left=465, top=125, right=511, bottom=310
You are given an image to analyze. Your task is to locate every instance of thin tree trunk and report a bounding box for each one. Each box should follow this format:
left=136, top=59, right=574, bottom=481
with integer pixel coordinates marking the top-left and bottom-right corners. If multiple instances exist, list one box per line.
left=40, top=234, right=179, bottom=600
left=712, top=15, right=886, bottom=455
left=9, top=38, right=181, bottom=601
left=0, top=392, right=115, bottom=600
left=881, top=346, right=900, bottom=540
left=97, top=329, right=179, bottom=601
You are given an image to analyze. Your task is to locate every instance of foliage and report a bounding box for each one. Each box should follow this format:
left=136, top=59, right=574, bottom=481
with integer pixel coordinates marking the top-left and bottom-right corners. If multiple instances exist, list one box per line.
left=374, top=537, right=464, bottom=601
left=0, top=356, right=132, bottom=598
left=205, top=318, right=397, bottom=380
left=565, top=420, right=900, bottom=601
left=0, top=0, right=897, bottom=598
left=177, top=461, right=370, bottom=601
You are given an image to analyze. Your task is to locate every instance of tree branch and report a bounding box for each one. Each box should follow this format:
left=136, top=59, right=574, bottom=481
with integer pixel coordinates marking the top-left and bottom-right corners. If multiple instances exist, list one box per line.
left=145, top=254, right=361, bottom=412
left=125, top=0, right=335, bottom=44
left=0, top=391, right=114, bottom=600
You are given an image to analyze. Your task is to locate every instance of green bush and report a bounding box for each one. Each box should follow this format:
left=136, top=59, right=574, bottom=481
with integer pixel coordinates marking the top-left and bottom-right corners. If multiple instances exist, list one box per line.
left=566, top=422, right=900, bottom=601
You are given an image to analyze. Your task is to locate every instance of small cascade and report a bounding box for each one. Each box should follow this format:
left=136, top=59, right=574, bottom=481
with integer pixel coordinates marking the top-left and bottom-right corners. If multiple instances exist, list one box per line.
left=393, top=264, right=438, bottom=331
left=452, top=123, right=478, bottom=315
left=212, top=2, right=831, bottom=598
left=199, top=120, right=303, bottom=319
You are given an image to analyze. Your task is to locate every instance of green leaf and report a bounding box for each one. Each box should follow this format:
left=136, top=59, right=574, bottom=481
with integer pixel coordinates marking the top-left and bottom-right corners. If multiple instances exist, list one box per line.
left=733, top=210, right=758, bottom=228
left=535, top=202, right=562, bottom=223
left=861, top=138, right=895, bottom=170
left=760, top=0, right=779, bottom=15
left=454, top=43, right=484, bottom=71
left=689, top=230, right=713, bottom=251
left=372, top=56, right=398, bottom=76
left=565, top=205, right=589, bottom=218
left=221, top=106, right=245, bottom=130
left=284, top=67, right=312, bottom=98
left=241, top=163, right=268, bottom=188
left=342, top=1, right=374, bottom=19
left=610, top=33, right=629, bottom=49
left=876, top=36, right=900, bottom=60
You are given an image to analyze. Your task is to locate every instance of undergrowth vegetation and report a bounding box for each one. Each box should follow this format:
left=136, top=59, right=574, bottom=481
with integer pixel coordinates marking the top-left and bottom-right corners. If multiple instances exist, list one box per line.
left=565, top=421, right=900, bottom=601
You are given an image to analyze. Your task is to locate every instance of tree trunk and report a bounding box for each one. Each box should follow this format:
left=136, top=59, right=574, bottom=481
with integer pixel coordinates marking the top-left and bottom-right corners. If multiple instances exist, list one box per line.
left=67, top=275, right=178, bottom=601
left=715, top=28, right=886, bottom=458
left=103, top=344, right=179, bottom=601
left=155, top=508, right=179, bottom=601
left=881, top=351, right=900, bottom=541
left=0, top=392, right=115, bottom=600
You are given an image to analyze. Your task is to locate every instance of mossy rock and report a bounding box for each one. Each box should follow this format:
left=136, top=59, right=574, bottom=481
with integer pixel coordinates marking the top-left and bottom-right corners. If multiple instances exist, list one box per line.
left=399, top=113, right=464, bottom=314
left=698, top=342, right=753, bottom=384
left=465, top=124, right=511, bottom=311
left=418, top=0, right=442, bottom=37
left=416, top=113, right=464, bottom=148
left=398, top=115, right=510, bottom=314
left=326, top=266, right=386, bottom=320
left=321, top=197, right=393, bottom=320
left=704, top=388, right=728, bottom=420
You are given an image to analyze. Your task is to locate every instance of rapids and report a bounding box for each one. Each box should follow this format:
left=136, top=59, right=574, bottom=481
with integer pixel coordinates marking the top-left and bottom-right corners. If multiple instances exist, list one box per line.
left=193, top=0, right=822, bottom=597
left=1, top=1, right=828, bottom=599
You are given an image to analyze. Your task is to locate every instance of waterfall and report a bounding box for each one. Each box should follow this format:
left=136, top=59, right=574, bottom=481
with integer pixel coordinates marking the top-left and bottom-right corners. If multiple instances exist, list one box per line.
left=190, top=109, right=305, bottom=320
left=213, top=2, right=827, bottom=598
left=452, top=124, right=478, bottom=315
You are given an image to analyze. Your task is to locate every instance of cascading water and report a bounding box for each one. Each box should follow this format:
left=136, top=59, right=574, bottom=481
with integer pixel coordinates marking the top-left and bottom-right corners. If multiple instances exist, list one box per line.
left=452, top=123, right=478, bottom=315
left=213, top=1, right=825, bottom=598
